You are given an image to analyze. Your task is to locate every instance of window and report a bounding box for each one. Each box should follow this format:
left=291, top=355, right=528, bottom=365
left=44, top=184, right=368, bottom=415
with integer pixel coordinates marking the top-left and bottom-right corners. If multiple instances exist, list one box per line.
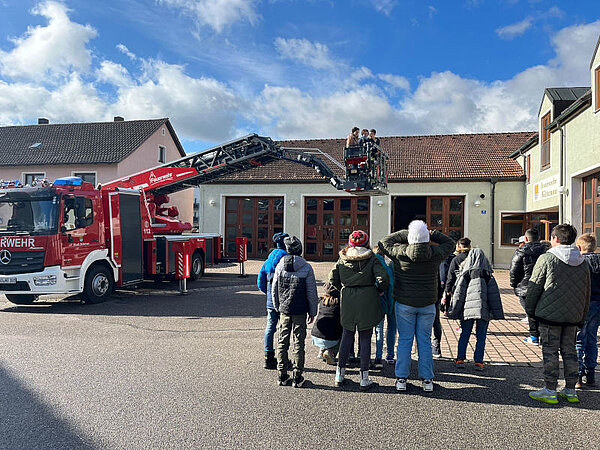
left=526, top=155, right=531, bottom=184
left=63, top=197, right=93, bottom=230
left=540, top=112, right=551, bottom=170
left=596, top=67, right=600, bottom=112
left=23, top=173, right=45, bottom=185
left=158, top=146, right=166, bottom=163
left=73, top=172, right=96, bottom=186
left=501, top=211, right=559, bottom=245
left=582, top=172, right=600, bottom=241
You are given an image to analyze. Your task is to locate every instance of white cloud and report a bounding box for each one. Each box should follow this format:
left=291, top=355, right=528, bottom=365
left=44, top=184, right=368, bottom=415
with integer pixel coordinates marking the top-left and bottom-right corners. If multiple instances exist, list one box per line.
left=378, top=73, right=410, bottom=92
left=116, top=44, right=138, bottom=61
left=0, top=1, right=97, bottom=80
left=428, top=5, right=438, bottom=18
left=496, top=18, right=533, bottom=40
left=369, top=0, right=397, bottom=16
left=274, top=38, right=337, bottom=70
left=96, top=61, right=134, bottom=88
left=158, top=0, right=260, bottom=34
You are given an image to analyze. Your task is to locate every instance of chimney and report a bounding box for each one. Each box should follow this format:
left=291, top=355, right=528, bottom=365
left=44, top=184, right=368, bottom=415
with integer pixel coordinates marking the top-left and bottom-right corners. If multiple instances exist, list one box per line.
left=38, top=118, right=49, bottom=125
left=114, top=116, right=124, bottom=122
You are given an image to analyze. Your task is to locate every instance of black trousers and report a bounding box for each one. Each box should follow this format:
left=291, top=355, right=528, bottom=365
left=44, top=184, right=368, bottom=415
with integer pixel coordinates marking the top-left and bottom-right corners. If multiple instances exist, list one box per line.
left=519, top=296, right=539, bottom=338
left=338, top=328, right=372, bottom=371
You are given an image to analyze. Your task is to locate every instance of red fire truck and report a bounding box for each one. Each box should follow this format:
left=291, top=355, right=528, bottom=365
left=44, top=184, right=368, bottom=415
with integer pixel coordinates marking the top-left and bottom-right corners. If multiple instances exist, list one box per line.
left=0, top=134, right=388, bottom=305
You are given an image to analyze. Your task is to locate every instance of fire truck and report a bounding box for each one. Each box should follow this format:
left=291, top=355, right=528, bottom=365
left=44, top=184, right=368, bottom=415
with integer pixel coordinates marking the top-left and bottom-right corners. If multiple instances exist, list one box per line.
left=0, top=134, right=388, bottom=305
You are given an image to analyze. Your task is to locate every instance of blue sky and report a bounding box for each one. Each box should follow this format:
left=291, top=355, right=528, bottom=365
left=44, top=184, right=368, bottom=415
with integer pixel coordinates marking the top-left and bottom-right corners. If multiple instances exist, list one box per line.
left=0, top=0, right=599, bottom=153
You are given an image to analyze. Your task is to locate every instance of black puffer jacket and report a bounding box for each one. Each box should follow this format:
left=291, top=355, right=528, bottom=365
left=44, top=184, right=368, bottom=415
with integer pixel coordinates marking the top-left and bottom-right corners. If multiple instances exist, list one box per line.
left=583, top=253, right=600, bottom=303
left=509, top=242, right=546, bottom=297
left=445, top=251, right=469, bottom=295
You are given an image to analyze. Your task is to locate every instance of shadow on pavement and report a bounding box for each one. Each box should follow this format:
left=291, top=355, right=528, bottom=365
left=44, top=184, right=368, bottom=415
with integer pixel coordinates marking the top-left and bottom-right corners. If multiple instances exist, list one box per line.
left=0, top=365, right=96, bottom=449
left=1, top=273, right=265, bottom=319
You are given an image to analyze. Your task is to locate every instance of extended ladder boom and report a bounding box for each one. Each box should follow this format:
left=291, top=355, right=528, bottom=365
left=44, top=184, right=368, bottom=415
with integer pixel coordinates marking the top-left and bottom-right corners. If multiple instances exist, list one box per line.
left=102, top=134, right=345, bottom=195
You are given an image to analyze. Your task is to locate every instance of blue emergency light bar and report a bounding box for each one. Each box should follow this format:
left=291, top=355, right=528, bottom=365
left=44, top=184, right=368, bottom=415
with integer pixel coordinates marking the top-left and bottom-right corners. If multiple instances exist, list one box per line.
left=53, top=177, right=83, bottom=186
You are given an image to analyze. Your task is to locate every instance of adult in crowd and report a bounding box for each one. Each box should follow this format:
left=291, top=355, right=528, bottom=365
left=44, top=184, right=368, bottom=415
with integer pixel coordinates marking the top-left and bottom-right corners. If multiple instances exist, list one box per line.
left=435, top=243, right=458, bottom=357
left=346, top=127, right=360, bottom=147
left=329, top=230, right=389, bottom=391
left=358, top=128, right=371, bottom=145
left=257, top=232, right=288, bottom=369
left=378, top=220, right=454, bottom=393
left=372, top=245, right=396, bottom=368
left=447, top=248, right=504, bottom=370
left=369, top=129, right=380, bottom=145
left=575, top=233, right=600, bottom=388
left=526, top=224, right=590, bottom=404
left=509, top=228, right=546, bottom=345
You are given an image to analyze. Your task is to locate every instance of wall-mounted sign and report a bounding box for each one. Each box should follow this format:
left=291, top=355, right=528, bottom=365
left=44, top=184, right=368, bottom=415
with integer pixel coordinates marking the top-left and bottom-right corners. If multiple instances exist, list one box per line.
left=533, top=174, right=559, bottom=202
left=481, top=210, right=487, bottom=215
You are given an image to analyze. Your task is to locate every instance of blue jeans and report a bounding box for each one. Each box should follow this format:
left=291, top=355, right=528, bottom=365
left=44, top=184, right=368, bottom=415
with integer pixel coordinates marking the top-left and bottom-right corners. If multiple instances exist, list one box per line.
left=395, top=302, right=436, bottom=380
left=264, top=308, right=279, bottom=352
left=375, top=313, right=397, bottom=359
left=577, top=301, right=600, bottom=372
left=457, top=319, right=489, bottom=363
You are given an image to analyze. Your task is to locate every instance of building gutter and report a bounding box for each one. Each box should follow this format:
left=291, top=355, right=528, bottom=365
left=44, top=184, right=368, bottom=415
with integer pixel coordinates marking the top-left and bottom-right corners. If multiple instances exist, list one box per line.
left=546, top=90, right=592, bottom=132
left=558, top=122, right=565, bottom=224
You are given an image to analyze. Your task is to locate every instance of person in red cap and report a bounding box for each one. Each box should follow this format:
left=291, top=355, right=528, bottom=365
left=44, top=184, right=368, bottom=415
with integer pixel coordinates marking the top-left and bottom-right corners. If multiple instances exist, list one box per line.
left=329, top=230, right=389, bottom=391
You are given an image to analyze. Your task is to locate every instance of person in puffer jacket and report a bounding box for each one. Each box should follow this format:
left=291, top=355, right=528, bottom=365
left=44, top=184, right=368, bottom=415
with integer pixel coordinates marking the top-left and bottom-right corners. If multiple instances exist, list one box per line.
left=526, top=224, right=590, bottom=405
left=311, top=282, right=343, bottom=365
left=509, top=228, right=547, bottom=345
left=447, top=248, right=504, bottom=371
left=575, top=233, right=600, bottom=388
left=257, top=232, right=288, bottom=369
left=272, top=236, right=318, bottom=388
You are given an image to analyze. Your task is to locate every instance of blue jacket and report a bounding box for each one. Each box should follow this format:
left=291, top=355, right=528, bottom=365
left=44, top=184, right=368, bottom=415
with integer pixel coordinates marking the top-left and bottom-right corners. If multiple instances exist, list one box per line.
left=258, top=248, right=287, bottom=309
left=374, top=253, right=394, bottom=317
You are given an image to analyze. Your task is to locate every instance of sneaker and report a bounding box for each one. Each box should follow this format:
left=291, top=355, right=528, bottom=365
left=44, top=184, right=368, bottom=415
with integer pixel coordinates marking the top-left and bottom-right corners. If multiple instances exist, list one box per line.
left=360, top=370, right=375, bottom=391
left=529, top=388, right=558, bottom=404
left=432, top=347, right=442, bottom=359
left=264, top=351, right=277, bottom=370
left=523, top=336, right=539, bottom=345
left=373, top=358, right=384, bottom=370
left=292, top=372, right=305, bottom=388
left=395, top=378, right=407, bottom=391
left=576, top=373, right=583, bottom=389
left=558, top=388, right=579, bottom=403
left=277, top=372, right=291, bottom=386
left=520, top=317, right=529, bottom=323
left=585, top=370, right=596, bottom=386
left=385, top=354, right=395, bottom=365
left=322, top=349, right=335, bottom=365
left=334, top=366, right=346, bottom=388
left=317, top=348, right=324, bottom=359
left=455, top=359, right=466, bottom=368
left=474, top=362, right=485, bottom=371
left=422, top=379, right=434, bottom=392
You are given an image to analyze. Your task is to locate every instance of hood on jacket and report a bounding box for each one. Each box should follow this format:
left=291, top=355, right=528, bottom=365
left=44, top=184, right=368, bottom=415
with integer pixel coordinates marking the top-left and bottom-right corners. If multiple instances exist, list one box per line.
left=520, top=241, right=547, bottom=255
left=339, top=246, right=373, bottom=261
left=460, top=248, right=492, bottom=273
left=282, top=254, right=308, bottom=272
left=404, top=243, right=433, bottom=262
left=548, top=245, right=585, bottom=266
left=583, top=252, right=600, bottom=274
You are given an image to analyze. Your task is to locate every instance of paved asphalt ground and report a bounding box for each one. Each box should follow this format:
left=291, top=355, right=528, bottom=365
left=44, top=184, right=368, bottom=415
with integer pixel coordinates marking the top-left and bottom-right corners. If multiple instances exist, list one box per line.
left=0, top=264, right=599, bottom=449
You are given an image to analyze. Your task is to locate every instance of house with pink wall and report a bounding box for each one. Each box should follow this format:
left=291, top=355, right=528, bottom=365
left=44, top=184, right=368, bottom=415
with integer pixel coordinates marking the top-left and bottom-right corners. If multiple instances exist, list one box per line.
left=0, top=117, right=194, bottom=224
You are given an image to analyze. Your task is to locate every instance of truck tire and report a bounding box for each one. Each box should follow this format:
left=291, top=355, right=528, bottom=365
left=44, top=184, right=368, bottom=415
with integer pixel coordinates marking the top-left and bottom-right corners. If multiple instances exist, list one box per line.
left=5, top=294, right=37, bottom=305
left=190, top=252, right=204, bottom=281
left=82, top=265, right=113, bottom=304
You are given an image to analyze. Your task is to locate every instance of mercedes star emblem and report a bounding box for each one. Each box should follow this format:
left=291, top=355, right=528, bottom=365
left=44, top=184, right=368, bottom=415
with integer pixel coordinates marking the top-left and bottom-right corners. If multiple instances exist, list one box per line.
left=0, top=249, right=11, bottom=265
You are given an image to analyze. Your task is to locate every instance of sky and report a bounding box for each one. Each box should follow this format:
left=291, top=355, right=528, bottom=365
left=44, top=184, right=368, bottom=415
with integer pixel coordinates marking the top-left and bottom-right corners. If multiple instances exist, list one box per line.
left=0, top=0, right=599, bottom=153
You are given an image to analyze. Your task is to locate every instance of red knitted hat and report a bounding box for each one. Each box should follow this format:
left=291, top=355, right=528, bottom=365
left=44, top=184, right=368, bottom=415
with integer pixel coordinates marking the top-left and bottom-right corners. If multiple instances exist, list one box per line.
left=348, top=230, right=369, bottom=247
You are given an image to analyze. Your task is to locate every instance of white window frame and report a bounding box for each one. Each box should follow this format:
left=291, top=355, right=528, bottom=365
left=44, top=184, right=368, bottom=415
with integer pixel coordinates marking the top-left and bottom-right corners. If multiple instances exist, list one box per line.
left=71, top=171, right=97, bottom=186
left=158, top=145, right=166, bottom=163
left=22, top=172, right=46, bottom=185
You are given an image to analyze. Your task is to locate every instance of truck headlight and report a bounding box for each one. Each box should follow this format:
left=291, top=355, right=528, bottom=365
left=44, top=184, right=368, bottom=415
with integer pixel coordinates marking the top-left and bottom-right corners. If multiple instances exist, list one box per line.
left=33, top=275, right=57, bottom=286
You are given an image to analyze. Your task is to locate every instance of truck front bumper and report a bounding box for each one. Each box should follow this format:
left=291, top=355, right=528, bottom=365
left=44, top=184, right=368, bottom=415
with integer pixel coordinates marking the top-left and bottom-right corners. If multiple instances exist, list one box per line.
left=0, top=266, right=81, bottom=296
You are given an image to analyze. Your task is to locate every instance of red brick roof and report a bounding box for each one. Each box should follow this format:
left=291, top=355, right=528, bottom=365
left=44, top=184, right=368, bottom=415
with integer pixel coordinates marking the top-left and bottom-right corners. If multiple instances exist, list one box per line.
left=216, top=131, right=535, bottom=183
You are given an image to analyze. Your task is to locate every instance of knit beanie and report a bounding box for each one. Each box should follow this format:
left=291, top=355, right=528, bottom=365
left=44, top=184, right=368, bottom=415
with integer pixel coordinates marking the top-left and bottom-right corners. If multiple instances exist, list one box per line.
left=348, top=230, right=369, bottom=247
left=284, top=236, right=303, bottom=256
left=407, top=220, right=430, bottom=244
left=272, top=232, right=289, bottom=249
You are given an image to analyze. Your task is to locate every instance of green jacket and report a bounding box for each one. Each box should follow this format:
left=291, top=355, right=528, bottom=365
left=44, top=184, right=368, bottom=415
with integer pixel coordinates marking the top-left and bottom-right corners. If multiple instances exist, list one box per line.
left=525, top=246, right=591, bottom=327
left=328, top=247, right=389, bottom=331
left=378, top=230, right=455, bottom=308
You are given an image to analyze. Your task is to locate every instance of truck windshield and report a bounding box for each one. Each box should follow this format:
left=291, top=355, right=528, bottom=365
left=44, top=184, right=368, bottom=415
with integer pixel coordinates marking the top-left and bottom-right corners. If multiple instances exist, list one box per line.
left=0, top=195, right=59, bottom=235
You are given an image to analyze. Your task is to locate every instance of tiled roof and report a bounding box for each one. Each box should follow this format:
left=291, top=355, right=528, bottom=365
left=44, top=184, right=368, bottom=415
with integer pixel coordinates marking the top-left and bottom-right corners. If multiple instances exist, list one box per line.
left=0, top=118, right=184, bottom=166
left=216, top=131, right=536, bottom=183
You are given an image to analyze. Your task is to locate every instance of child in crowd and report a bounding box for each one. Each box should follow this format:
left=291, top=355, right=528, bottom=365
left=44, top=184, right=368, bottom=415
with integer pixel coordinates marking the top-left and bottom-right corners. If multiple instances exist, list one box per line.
left=257, top=232, right=288, bottom=369
left=575, top=233, right=600, bottom=388
left=329, top=230, right=389, bottom=391
left=311, top=283, right=343, bottom=365
left=526, top=225, right=590, bottom=404
left=372, top=245, right=395, bottom=368
left=272, top=236, right=318, bottom=388
left=447, top=248, right=504, bottom=370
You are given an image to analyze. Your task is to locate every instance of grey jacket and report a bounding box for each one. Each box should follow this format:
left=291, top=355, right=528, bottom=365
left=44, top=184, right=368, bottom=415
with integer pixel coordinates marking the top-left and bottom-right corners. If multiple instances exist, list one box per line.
left=447, top=248, right=504, bottom=321
left=272, top=255, right=319, bottom=317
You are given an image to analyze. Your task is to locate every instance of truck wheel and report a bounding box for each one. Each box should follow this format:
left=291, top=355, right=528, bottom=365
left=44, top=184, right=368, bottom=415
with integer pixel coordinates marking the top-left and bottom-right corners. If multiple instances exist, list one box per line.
left=190, top=252, right=204, bottom=281
left=82, top=265, right=113, bottom=304
left=5, top=294, right=37, bottom=305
